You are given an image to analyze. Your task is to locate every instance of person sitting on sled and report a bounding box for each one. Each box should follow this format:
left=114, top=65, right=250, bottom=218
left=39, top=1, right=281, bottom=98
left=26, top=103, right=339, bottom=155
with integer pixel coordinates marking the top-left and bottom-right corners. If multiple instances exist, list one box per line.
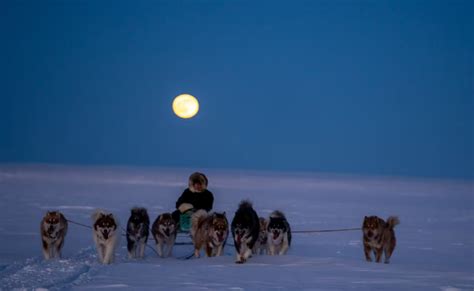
left=172, top=172, right=214, bottom=231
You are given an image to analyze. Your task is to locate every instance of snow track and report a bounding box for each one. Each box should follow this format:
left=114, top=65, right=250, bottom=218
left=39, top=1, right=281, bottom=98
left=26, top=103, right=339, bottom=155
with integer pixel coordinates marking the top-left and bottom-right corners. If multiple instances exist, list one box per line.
left=0, top=248, right=97, bottom=290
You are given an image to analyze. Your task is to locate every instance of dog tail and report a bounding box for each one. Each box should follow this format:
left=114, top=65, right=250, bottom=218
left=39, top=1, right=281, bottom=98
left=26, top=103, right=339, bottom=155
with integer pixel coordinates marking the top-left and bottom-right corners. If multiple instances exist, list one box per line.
left=191, top=209, right=208, bottom=237
left=386, top=216, right=400, bottom=229
left=131, top=207, right=148, bottom=215
left=269, top=210, right=286, bottom=219
left=238, top=200, right=253, bottom=209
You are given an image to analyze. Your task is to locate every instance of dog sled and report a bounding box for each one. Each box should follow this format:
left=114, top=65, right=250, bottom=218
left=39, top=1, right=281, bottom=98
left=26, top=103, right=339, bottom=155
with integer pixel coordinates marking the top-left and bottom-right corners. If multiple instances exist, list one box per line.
left=174, top=211, right=193, bottom=246
left=178, top=210, right=192, bottom=232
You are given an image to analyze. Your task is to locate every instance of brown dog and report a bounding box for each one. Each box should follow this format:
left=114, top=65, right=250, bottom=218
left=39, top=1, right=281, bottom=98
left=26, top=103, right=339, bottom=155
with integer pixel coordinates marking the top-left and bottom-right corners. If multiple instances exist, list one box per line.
left=362, top=216, right=399, bottom=263
left=191, top=210, right=229, bottom=258
left=151, top=213, right=178, bottom=258
left=41, top=211, right=68, bottom=260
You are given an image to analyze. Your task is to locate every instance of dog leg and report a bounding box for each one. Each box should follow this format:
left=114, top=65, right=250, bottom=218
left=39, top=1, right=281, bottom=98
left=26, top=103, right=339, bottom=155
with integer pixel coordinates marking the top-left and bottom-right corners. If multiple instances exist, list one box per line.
left=103, top=244, right=115, bottom=264
left=139, top=241, right=146, bottom=258
left=163, top=243, right=169, bottom=258
left=128, top=244, right=136, bottom=259
left=52, top=242, right=59, bottom=259
left=193, top=240, right=201, bottom=258
left=57, top=238, right=64, bottom=259
left=364, top=244, right=372, bottom=262
left=49, top=242, right=57, bottom=259
left=236, top=253, right=243, bottom=263
left=194, top=247, right=201, bottom=258
left=50, top=242, right=56, bottom=259
left=166, top=242, right=174, bottom=257
left=105, top=237, right=117, bottom=264
left=42, top=241, right=51, bottom=260
left=242, top=246, right=252, bottom=261
left=215, top=245, right=223, bottom=256
left=103, top=248, right=111, bottom=264
left=279, top=244, right=288, bottom=255
left=252, top=242, right=259, bottom=255
left=156, top=242, right=163, bottom=258
left=235, top=248, right=251, bottom=263
left=384, top=242, right=395, bottom=264
left=211, top=246, right=217, bottom=257
left=279, top=236, right=289, bottom=255
left=268, top=244, right=276, bottom=256
left=46, top=242, right=55, bottom=259
left=236, top=244, right=252, bottom=263
left=375, top=247, right=383, bottom=263
left=205, top=244, right=213, bottom=257
left=133, top=244, right=138, bottom=259
left=97, top=244, right=105, bottom=263
left=383, top=248, right=391, bottom=264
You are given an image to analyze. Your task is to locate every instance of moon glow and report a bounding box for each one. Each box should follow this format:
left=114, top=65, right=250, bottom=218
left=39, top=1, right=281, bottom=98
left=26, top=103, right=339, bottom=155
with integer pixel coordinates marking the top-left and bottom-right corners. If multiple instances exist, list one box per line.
left=172, top=94, right=199, bottom=119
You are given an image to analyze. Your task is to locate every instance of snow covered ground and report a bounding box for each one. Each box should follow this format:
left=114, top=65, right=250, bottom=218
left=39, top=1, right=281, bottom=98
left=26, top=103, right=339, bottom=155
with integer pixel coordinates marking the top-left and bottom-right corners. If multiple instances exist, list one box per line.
left=0, top=164, right=472, bottom=290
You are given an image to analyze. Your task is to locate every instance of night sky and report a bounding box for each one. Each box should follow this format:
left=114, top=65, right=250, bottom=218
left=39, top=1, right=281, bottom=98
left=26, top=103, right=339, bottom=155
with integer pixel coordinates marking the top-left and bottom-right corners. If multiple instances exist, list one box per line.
left=1, top=0, right=472, bottom=178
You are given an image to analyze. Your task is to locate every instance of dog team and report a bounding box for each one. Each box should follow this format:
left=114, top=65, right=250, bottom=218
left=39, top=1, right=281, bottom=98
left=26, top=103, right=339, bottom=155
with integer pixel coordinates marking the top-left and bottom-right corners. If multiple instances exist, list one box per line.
left=41, top=172, right=399, bottom=264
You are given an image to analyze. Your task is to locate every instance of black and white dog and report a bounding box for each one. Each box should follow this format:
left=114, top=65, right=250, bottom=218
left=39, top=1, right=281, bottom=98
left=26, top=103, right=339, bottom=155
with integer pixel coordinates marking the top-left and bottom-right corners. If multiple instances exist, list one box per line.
left=231, top=200, right=260, bottom=264
left=126, top=207, right=150, bottom=259
left=92, top=210, right=118, bottom=264
left=267, top=210, right=292, bottom=255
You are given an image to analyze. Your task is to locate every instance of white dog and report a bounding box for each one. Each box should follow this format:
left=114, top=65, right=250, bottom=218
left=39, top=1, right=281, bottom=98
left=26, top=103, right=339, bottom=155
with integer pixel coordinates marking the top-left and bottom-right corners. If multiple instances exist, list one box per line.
left=92, top=210, right=118, bottom=264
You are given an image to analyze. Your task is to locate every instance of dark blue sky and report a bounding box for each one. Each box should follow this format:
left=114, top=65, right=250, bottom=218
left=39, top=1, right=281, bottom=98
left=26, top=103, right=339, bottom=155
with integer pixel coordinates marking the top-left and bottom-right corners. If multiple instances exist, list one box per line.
left=1, top=0, right=472, bottom=178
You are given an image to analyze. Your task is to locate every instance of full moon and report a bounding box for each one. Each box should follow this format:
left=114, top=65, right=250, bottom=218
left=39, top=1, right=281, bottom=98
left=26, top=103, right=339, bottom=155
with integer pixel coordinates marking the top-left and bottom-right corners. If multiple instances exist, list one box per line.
left=172, top=94, right=199, bottom=119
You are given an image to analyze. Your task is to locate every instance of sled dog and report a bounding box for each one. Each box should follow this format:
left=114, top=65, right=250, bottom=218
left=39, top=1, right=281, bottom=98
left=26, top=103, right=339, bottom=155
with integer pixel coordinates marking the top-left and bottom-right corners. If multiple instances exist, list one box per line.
left=151, top=212, right=178, bottom=257
left=41, top=211, right=68, bottom=259
left=267, top=210, right=292, bottom=255
left=362, top=215, right=399, bottom=263
left=191, top=210, right=229, bottom=258
left=92, top=210, right=118, bottom=264
left=231, top=200, right=260, bottom=263
left=126, top=207, right=150, bottom=259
